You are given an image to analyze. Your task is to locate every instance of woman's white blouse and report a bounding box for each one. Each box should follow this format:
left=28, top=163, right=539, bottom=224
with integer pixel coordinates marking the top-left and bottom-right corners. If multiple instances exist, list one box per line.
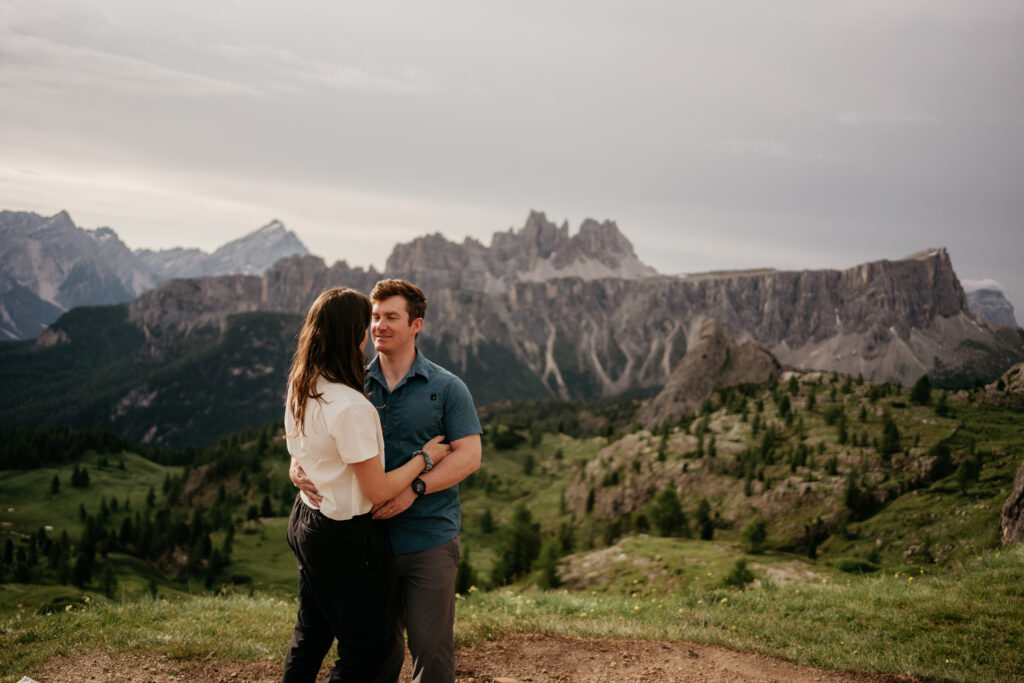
left=284, top=377, right=385, bottom=520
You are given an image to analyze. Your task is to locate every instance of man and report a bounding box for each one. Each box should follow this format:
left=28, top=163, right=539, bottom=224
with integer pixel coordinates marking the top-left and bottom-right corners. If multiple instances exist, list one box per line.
left=290, top=278, right=482, bottom=683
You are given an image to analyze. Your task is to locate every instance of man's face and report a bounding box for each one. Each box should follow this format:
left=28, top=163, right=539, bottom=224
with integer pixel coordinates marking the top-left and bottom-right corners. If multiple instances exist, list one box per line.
left=371, top=295, right=423, bottom=355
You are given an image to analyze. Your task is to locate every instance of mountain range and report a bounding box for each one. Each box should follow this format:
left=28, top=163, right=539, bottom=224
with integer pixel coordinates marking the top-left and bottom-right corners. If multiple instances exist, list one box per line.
left=0, top=211, right=307, bottom=340
left=2, top=210, right=1022, bottom=447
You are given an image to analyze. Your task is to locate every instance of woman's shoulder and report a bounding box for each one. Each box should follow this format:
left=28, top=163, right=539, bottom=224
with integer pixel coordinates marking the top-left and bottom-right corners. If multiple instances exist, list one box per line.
left=316, top=378, right=374, bottom=412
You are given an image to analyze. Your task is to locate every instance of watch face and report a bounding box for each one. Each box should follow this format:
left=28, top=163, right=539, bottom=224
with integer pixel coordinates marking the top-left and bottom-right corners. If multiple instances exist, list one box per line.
left=413, top=479, right=426, bottom=496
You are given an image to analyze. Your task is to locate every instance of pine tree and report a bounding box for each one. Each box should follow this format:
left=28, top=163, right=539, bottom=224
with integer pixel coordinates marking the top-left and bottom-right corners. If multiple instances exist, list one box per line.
left=741, top=520, right=767, bottom=554
left=535, top=539, right=562, bottom=589
left=479, top=508, right=495, bottom=534
left=837, top=415, right=848, bottom=445
left=878, top=415, right=900, bottom=460
left=494, top=504, right=541, bottom=584
left=102, top=563, right=118, bottom=598
left=650, top=486, right=688, bottom=537
left=72, top=552, right=92, bottom=588
left=696, top=498, right=713, bottom=540
left=910, top=375, right=932, bottom=405
left=456, top=547, right=477, bottom=594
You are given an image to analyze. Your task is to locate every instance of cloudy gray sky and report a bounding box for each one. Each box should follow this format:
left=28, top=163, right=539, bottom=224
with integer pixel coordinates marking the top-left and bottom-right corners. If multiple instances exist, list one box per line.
left=2, top=1, right=1022, bottom=308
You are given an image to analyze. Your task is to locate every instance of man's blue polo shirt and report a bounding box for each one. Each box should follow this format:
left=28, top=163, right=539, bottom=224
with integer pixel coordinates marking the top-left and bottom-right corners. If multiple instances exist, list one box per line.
left=365, top=350, right=482, bottom=554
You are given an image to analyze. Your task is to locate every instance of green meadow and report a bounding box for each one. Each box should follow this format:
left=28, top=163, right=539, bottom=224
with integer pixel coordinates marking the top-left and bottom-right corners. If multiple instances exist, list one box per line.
left=1, top=374, right=1023, bottom=681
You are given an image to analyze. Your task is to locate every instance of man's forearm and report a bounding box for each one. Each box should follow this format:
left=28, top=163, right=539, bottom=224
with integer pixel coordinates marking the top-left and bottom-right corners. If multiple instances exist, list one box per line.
left=419, top=436, right=481, bottom=494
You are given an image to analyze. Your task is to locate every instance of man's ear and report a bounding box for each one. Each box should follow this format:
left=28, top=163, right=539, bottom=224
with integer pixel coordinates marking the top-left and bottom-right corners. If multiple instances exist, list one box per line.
left=412, top=317, right=424, bottom=335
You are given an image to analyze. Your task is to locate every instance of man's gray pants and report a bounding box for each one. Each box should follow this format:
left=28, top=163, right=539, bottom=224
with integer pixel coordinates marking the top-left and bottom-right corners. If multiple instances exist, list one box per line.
left=379, top=537, right=460, bottom=683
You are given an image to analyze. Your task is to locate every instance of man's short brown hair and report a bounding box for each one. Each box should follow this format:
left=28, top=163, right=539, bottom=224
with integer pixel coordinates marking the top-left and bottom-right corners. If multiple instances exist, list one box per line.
left=370, top=279, right=427, bottom=322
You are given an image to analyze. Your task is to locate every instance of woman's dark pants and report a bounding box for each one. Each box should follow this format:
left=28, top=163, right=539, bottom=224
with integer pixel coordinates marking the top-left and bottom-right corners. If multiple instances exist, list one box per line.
left=281, top=495, right=393, bottom=682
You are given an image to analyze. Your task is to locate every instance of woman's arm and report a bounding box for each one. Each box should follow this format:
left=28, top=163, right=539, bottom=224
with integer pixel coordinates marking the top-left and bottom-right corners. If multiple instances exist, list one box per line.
left=351, top=435, right=450, bottom=505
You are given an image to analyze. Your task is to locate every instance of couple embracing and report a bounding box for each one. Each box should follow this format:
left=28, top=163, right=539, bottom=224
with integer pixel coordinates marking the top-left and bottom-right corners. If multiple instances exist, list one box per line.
left=282, top=278, right=482, bottom=683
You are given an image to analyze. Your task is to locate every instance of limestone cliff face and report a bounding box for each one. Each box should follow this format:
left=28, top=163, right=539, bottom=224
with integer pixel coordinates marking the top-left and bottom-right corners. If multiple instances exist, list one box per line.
left=260, top=255, right=381, bottom=314
left=639, top=320, right=781, bottom=427
left=414, top=247, right=1021, bottom=396
left=118, top=245, right=1024, bottom=395
left=127, top=275, right=263, bottom=357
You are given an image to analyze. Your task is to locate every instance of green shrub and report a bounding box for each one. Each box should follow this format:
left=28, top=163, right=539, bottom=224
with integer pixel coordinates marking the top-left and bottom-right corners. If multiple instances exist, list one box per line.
left=741, top=519, right=767, bottom=554
left=723, top=559, right=755, bottom=587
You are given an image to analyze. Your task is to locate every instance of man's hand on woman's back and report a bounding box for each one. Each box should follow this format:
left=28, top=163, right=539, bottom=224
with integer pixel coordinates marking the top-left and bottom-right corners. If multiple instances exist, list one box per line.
left=290, top=457, right=323, bottom=508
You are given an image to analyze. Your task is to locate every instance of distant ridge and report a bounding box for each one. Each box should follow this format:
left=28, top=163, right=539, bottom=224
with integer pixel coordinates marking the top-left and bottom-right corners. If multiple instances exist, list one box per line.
left=0, top=210, right=154, bottom=340
left=135, top=218, right=308, bottom=283
left=0, top=210, right=308, bottom=340
left=116, top=243, right=1023, bottom=399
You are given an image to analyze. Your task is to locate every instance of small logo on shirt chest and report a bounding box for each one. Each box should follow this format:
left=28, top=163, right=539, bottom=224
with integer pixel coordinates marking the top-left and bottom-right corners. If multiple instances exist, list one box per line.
left=430, top=394, right=437, bottom=401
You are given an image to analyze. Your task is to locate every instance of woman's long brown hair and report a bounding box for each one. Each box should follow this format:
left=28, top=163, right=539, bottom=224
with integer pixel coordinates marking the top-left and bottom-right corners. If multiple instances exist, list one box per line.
left=286, top=287, right=372, bottom=436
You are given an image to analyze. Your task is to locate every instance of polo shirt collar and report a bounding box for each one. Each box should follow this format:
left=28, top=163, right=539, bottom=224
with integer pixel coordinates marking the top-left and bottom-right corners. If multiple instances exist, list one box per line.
left=366, top=348, right=432, bottom=390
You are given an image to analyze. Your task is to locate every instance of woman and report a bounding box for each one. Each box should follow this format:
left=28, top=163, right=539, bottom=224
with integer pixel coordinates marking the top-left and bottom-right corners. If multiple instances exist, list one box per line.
left=281, top=286, right=450, bottom=682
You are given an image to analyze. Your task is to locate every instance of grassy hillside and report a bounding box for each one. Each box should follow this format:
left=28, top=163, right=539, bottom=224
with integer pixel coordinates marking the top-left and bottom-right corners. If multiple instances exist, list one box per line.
left=1, top=373, right=1022, bottom=680
left=0, top=308, right=301, bottom=447
left=1, top=545, right=1021, bottom=682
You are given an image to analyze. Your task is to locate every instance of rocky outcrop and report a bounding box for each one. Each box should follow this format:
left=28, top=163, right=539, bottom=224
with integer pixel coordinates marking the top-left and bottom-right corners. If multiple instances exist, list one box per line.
left=1001, top=460, right=1024, bottom=546
left=385, top=210, right=657, bottom=293
left=998, top=362, right=1024, bottom=393
left=639, top=319, right=781, bottom=426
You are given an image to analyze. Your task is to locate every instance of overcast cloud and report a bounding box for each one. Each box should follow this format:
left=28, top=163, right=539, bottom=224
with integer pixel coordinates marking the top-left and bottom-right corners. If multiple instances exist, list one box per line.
left=1, top=0, right=1022, bottom=309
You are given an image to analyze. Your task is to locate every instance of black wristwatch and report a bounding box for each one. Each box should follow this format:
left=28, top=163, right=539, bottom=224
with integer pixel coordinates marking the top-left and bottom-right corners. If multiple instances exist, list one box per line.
left=412, top=477, right=427, bottom=497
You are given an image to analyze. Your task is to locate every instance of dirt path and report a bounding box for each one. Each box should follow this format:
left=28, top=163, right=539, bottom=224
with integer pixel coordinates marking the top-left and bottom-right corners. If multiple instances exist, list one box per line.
left=29, top=635, right=919, bottom=682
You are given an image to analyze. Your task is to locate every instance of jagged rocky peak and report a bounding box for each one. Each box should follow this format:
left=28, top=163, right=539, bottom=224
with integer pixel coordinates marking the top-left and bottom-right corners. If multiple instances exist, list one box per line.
left=207, top=218, right=308, bottom=276
left=0, top=209, right=155, bottom=340
left=575, top=218, right=636, bottom=264
left=384, top=210, right=658, bottom=293
left=492, top=210, right=569, bottom=258
left=639, top=318, right=782, bottom=427
left=254, top=218, right=286, bottom=235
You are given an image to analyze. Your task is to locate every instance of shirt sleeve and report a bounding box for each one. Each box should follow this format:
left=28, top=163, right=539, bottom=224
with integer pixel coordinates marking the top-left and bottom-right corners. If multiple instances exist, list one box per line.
left=442, top=376, right=483, bottom=442
left=327, top=402, right=383, bottom=464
